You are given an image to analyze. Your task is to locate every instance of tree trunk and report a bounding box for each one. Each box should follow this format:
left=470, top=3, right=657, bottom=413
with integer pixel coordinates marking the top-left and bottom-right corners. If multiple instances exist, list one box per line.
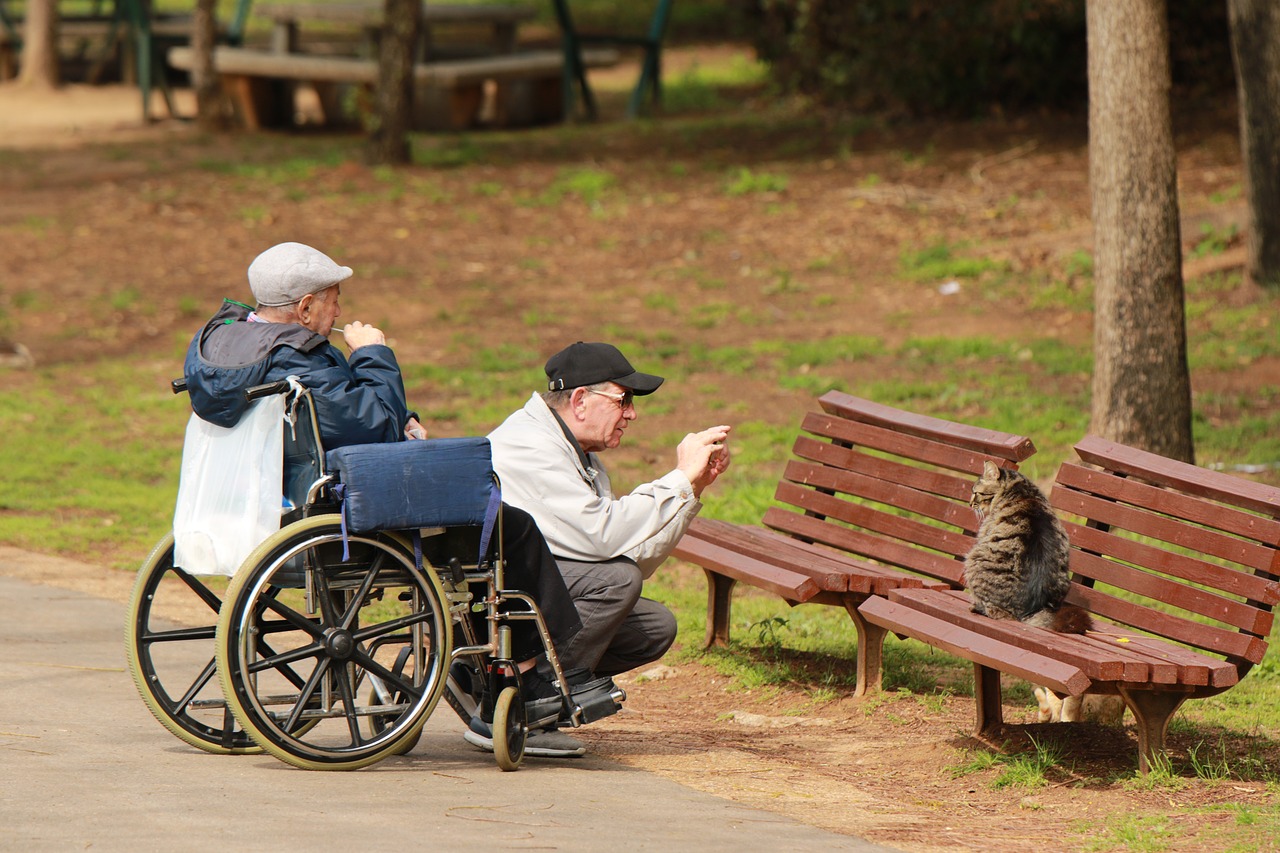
left=191, top=0, right=229, bottom=130
left=18, top=0, right=59, bottom=88
left=1086, top=0, right=1194, bottom=462
left=366, top=0, right=420, bottom=165
left=1227, top=0, right=1280, bottom=290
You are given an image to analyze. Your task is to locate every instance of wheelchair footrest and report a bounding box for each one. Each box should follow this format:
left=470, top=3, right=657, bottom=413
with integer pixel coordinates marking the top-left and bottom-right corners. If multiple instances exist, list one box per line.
left=568, top=682, right=626, bottom=726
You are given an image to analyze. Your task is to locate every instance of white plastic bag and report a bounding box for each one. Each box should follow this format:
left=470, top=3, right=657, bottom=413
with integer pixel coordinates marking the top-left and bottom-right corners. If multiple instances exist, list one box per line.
left=173, top=397, right=285, bottom=577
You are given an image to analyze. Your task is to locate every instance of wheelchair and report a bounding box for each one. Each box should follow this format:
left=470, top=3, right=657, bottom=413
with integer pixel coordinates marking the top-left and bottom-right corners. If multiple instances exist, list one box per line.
left=126, top=378, right=623, bottom=771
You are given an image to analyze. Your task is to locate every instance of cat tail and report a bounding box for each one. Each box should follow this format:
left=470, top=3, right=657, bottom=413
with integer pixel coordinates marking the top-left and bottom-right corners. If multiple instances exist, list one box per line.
left=1023, top=605, right=1092, bottom=634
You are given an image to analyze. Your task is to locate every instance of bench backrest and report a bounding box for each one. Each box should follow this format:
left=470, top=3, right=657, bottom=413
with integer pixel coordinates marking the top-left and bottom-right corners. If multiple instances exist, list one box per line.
left=1053, top=435, right=1280, bottom=674
left=762, top=391, right=1038, bottom=587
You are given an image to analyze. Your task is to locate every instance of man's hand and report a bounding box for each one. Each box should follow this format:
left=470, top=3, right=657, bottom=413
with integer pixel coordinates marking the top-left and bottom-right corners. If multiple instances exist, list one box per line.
left=341, top=321, right=386, bottom=350
left=404, top=417, right=428, bottom=440
left=676, top=425, right=732, bottom=498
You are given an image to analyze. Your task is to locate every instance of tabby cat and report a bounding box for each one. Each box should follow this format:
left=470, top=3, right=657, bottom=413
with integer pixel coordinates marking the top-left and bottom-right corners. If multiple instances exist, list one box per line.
left=964, top=460, right=1090, bottom=634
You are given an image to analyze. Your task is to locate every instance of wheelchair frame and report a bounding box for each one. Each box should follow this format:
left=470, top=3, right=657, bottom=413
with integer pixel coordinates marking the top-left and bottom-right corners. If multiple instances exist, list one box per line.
left=125, top=378, right=622, bottom=771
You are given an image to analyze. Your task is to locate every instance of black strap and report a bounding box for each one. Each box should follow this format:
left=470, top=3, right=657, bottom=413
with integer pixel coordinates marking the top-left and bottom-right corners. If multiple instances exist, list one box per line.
left=549, top=406, right=593, bottom=473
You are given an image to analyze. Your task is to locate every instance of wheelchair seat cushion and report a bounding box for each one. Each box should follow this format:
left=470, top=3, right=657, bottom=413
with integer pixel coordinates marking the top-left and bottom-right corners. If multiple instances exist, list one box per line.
left=326, top=438, right=495, bottom=533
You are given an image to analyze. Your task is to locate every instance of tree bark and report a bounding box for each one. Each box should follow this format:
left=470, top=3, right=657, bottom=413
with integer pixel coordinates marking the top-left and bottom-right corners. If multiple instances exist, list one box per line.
left=366, top=0, right=420, bottom=165
left=18, top=0, right=59, bottom=88
left=1086, top=0, right=1194, bottom=462
left=1227, top=0, right=1280, bottom=290
left=191, top=0, right=229, bottom=130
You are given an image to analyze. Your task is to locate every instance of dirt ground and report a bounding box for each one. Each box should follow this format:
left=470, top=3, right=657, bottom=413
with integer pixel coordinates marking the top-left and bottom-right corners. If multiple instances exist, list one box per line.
left=2, top=50, right=1278, bottom=852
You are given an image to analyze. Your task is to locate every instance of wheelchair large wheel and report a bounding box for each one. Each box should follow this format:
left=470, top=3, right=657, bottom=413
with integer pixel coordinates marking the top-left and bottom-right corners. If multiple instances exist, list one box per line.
left=217, top=516, right=451, bottom=771
left=125, top=533, right=259, bottom=754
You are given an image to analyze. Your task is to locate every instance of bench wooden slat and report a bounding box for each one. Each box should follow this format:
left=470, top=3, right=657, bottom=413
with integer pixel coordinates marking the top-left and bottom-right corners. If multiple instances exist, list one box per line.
left=888, top=589, right=1149, bottom=682
left=1064, top=582, right=1265, bottom=667
left=671, top=531, right=821, bottom=603
left=1064, top=526, right=1279, bottom=636
left=859, top=595, right=1092, bottom=696
left=890, top=589, right=1241, bottom=688
left=1056, top=461, right=1280, bottom=551
left=801, top=412, right=1019, bottom=482
left=763, top=506, right=967, bottom=585
left=784, top=447, right=978, bottom=517
left=685, top=519, right=853, bottom=591
left=819, top=391, right=1038, bottom=462
left=1063, top=519, right=1280, bottom=609
left=775, top=478, right=973, bottom=559
left=908, top=589, right=1175, bottom=682
left=1054, top=486, right=1280, bottom=577
left=693, top=519, right=951, bottom=594
left=1074, top=435, right=1280, bottom=520
left=900, top=588, right=1232, bottom=685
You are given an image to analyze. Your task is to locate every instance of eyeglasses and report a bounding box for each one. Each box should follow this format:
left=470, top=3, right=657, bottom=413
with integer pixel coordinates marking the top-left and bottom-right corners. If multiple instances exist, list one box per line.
left=588, top=388, right=635, bottom=411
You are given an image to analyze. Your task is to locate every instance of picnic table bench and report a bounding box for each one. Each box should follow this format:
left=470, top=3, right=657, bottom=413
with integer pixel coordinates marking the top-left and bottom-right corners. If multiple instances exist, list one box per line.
left=858, top=435, right=1280, bottom=772
left=671, top=390, right=1038, bottom=695
left=167, top=43, right=618, bottom=130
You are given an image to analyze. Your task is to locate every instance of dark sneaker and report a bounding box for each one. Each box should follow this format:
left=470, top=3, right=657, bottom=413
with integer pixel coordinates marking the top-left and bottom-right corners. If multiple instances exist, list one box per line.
left=521, top=669, right=567, bottom=729
left=525, top=727, right=586, bottom=758
left=462, top=718, right=585, bottom=758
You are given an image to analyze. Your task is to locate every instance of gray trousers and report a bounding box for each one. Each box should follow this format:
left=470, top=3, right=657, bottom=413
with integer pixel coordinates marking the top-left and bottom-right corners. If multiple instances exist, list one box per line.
left=554, top=557, right=677, bottom=677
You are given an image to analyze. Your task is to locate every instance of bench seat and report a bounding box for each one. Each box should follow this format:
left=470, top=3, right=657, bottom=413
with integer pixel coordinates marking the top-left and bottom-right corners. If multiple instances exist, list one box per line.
left=166, top=45, right=619, bottom=130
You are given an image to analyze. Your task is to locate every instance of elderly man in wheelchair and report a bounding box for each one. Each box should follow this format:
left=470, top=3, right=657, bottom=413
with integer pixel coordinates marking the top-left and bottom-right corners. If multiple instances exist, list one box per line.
left=125, top=242, right=623, bottom=771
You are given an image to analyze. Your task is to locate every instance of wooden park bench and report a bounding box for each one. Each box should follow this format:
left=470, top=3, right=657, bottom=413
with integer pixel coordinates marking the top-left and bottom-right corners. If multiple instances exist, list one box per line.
left=858, top=435, right=1280, bottom=772
left=671, top=390, right=1038, bottom=695
left=166, top=44, right=618, bottom=130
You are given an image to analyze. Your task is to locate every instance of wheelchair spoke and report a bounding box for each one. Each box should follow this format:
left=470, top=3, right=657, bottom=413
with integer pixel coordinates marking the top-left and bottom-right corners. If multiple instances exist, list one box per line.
left=330, top=660, right=364, bottom=746
left=253, top=637, right=311, bottom=691
left=171, top=565, right=225, bottom=614
left=349, top=647, right=423, bottom=703
left=172, top=656, right=219, bottom=713
left=246, top=640, right=323, bottom=676
left=354, top=608, right=435, bottom=643
left=142, top=624, right=217, bottom=644
left=253, top=593, right=327, bottom=640
left=280, top=656, right=331, bottom=732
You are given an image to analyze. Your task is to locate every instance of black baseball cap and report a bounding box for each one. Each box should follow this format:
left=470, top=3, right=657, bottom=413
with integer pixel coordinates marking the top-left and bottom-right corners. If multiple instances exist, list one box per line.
left=545, top=342, right=664, bottom=395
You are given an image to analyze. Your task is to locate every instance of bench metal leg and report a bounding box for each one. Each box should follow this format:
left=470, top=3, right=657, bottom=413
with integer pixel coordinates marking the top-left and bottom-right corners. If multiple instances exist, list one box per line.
left=974, top=663, right=1004, bottom=734
left=703, top=569, right=737, bottom=648
left=1118, top=686, right=1188, bottom=775
left=842, top=598, right=885, bottom=696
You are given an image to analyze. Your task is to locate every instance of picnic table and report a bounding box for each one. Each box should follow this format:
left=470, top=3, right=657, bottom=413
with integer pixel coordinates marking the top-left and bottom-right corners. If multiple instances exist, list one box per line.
left=254, top=1, right=535, bottom=59
left=171, top=0, right=618, bottom=131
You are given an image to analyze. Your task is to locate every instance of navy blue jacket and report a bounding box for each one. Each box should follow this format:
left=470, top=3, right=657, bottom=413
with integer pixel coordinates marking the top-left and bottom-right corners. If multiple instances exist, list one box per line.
left=184, top=300, right=411, bottom=451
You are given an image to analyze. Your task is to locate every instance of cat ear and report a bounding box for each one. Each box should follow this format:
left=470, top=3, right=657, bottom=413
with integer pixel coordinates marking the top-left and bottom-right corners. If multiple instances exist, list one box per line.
left=983, top=460, right=1000, bottom=478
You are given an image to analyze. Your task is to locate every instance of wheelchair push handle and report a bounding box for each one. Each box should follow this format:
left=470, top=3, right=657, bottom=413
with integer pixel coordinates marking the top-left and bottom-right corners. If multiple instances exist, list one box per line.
left=170, top=379, right=295, bottom=402
left=245, top=380, right=293, bottom=401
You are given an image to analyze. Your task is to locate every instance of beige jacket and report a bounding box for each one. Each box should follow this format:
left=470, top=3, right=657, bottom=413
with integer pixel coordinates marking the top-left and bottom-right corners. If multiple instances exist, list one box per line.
left=487, top=393, right=701, bottom=578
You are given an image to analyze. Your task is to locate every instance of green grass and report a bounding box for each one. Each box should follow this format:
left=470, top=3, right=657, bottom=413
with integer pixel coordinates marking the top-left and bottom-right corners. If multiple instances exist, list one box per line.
left=899, top=240, right=1013, bottom=283
left=948, top=735, right=1068, bottom=789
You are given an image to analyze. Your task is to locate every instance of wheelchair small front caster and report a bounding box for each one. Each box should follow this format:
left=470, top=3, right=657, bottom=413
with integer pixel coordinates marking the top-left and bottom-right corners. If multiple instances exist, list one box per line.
left=492, top=686, right=527, bottom=771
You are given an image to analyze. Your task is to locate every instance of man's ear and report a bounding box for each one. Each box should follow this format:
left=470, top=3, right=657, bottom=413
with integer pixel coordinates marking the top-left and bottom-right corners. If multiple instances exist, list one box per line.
left=570, top=387, right=589, bottom=419
left=296, top=292, right=314, bottom=321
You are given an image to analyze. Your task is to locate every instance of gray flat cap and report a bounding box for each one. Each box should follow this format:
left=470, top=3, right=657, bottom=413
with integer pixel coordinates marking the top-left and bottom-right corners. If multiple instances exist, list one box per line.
left=248, top=242, right=353, bottom=307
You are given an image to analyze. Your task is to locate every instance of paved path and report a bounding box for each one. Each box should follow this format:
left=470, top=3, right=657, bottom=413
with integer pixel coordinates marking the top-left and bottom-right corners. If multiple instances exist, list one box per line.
left=0, top=573, right=894, bottom=852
